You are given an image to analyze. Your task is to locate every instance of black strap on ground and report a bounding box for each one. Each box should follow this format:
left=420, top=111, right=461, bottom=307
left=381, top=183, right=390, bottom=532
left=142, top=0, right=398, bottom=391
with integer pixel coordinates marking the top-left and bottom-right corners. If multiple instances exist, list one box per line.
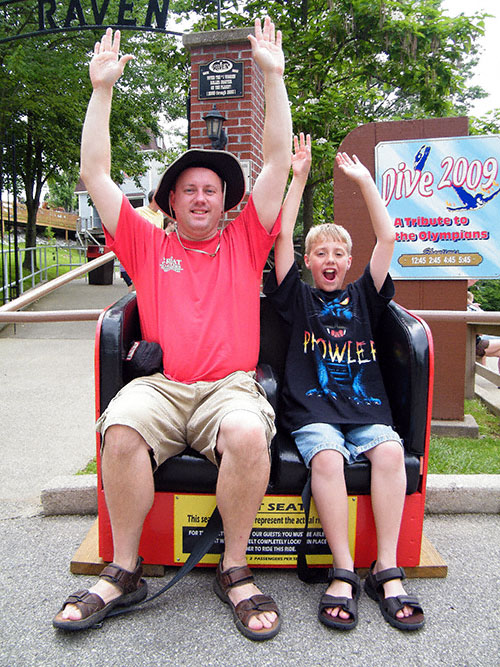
left=296, top=473, right=329, bottom=584
left=106, top=506, right=223, bottom=619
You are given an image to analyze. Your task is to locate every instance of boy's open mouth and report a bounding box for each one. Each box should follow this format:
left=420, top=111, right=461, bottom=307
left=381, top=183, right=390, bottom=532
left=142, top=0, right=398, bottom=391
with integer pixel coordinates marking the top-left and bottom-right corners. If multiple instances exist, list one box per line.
left=323, top=269, right=336, bottom=282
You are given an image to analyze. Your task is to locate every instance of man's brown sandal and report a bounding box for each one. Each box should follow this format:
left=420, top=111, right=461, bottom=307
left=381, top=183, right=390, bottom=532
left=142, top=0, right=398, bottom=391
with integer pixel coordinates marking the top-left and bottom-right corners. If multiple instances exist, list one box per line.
left=53, top=557, right=148, bottom=631
left=213, top=558, right=281, bottom=641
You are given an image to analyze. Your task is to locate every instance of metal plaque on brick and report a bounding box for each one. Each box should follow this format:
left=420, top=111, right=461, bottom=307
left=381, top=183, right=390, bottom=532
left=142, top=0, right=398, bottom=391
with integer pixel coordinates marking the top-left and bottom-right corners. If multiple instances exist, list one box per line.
left=198, top=59, right=244, bottom=100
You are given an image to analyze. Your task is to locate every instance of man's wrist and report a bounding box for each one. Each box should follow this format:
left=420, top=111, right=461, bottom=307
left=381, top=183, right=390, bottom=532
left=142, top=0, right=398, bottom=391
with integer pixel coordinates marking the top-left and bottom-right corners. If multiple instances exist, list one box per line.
left=91, top=85, right=114, bottom=101
left=263, top=68, right=285, bottom=82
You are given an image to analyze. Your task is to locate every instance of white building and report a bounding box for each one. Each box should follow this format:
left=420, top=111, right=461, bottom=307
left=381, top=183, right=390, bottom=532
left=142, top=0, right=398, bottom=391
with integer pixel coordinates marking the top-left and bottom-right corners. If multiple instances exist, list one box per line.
left=75, top=136, right=166, bottom=240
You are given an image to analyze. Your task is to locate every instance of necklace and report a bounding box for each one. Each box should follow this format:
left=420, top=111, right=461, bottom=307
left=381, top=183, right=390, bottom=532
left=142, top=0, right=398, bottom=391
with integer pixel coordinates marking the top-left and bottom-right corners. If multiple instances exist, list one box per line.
left=175, top=228, right=222, bottom=258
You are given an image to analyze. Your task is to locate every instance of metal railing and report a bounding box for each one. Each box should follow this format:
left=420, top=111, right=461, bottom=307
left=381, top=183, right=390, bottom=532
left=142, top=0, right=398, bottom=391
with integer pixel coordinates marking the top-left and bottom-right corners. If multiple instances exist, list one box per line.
left=0, top=250, right=115, bottom=320
left=412, top=310, right=500, bottom=399
left=1, top=243, right=87, bottom=304
left=464, top=322, right=500, bottom=399
left=0, top=266, right=499, bottom=403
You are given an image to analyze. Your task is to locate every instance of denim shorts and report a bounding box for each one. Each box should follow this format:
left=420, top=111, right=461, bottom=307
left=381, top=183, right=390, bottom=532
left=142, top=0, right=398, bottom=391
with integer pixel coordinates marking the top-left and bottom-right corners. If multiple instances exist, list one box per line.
left=292, top=422, right=402, bottom=468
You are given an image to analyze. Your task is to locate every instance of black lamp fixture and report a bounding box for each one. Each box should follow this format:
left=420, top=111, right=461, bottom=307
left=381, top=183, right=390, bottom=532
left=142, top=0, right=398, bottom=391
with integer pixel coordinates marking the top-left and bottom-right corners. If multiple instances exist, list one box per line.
left=203, top=104, right=227, bottom=150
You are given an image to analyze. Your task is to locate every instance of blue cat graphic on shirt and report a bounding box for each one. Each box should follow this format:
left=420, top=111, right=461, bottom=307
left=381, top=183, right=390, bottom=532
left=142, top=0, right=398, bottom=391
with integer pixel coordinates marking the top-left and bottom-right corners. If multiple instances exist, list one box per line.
left=305, top=294, right=381, bottom=406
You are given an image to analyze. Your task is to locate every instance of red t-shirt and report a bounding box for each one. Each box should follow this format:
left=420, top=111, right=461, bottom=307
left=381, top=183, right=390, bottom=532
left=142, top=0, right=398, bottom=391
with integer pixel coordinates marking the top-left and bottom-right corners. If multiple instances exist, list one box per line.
left=105, top=195, right=280, bottom=383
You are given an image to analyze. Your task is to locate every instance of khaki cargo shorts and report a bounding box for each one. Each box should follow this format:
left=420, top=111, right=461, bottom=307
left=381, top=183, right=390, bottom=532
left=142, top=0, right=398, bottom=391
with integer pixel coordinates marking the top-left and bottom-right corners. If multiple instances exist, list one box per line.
left=96, top=370, right=276, bottom=467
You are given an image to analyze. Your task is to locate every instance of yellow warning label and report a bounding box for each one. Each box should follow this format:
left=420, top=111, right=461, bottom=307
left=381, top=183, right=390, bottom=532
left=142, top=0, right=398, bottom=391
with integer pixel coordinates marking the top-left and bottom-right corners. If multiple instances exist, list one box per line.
left=173, top=494, right=357, bottom=566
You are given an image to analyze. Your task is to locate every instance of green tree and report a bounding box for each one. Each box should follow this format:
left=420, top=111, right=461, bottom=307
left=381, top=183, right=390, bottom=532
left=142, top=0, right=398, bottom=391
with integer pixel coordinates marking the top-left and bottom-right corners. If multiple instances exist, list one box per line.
left=173, top=0, right=490, bottom=247
left=46, top=166, right=80, bottom=212
left=0, top=0, right=188, bottom=270
left=470, top=280, right=500, bottom=312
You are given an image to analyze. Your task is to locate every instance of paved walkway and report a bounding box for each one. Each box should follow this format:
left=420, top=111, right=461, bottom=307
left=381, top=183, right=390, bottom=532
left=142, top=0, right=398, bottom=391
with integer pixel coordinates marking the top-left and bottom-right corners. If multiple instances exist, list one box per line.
left=0, top=275, right=128, bottom=520
left=0, top=276, right=499, bottom=665
left=0, top=513, right=498, bottom=666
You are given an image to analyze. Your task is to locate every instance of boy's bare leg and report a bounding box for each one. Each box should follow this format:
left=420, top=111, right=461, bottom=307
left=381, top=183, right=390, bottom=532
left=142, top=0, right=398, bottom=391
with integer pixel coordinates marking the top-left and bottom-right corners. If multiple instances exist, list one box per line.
left=311, top=449, right=354, bottom=620
left=215, top=410, right=277, bottom=631
left=365, top=440, right=414, bottom=618
left=60, top=425, right=154, bottom=621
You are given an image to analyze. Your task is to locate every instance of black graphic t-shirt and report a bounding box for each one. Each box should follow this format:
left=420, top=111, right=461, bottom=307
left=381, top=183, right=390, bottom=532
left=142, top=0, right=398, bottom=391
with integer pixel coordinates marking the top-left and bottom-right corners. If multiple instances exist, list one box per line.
left=263, top=263, right=395, bottom=433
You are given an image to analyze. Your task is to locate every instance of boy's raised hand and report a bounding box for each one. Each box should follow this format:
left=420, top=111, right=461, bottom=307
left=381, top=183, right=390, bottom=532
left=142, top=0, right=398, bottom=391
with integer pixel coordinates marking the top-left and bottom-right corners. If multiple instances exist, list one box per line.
left=335, top=152, right=371, bottom=184
left=89, top=28, right=134, bottom=91
left=291, top=133, right=312, bottom=180
left=248, top=17, right=285, bottom=76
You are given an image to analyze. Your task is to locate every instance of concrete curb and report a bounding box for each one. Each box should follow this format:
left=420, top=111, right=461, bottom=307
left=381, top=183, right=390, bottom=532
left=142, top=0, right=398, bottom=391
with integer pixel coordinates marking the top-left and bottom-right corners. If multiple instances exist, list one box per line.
left=40, top=473, right=500, bottom=516
left=430, top=414, right=479, bottom=438
left=425, top=474, right=500, bottom=514
left=41, top=474, right=98, bottom=516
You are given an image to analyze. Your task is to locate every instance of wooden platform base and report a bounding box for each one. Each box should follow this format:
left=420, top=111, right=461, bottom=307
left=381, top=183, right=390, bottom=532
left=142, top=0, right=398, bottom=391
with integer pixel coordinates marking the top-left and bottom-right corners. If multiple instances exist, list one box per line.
left=71, top=519, right=448, bottom=578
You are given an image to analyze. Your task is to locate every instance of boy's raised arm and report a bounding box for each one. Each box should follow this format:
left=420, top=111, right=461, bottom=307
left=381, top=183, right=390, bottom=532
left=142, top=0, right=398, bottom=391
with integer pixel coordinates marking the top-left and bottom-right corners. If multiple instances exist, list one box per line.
left=274, top=133, right=311, bottom=285
left=335, top=152, right=395, bottom=292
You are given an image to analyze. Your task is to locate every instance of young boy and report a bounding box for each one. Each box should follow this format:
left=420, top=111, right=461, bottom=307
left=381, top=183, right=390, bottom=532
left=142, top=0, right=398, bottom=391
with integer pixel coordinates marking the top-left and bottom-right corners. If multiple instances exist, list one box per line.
left=264, top=134, right=425, bottom=631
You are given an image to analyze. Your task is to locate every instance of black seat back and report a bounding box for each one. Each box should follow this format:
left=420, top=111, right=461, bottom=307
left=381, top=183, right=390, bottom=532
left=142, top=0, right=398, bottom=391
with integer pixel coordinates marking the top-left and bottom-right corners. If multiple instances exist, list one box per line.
left=96, top=294, right=432, bottom=496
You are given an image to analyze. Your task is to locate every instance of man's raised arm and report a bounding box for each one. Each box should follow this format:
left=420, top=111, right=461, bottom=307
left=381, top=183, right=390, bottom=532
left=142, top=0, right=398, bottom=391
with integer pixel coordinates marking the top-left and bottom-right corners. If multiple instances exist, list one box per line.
left=80, top=29, right=133, bottom=238
left=248, top=17, right=292, bottom=232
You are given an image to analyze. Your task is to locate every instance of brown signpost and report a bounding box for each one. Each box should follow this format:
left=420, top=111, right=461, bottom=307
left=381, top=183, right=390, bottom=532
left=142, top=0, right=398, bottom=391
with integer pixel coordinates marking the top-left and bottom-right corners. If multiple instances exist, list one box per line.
left=335, top=118, right=470, bottom=420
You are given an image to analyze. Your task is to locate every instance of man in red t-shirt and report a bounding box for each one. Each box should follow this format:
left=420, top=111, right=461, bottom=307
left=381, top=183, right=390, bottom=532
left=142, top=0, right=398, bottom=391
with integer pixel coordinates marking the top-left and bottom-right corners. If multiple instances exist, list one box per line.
left=53, top=18, right=291, bottom=641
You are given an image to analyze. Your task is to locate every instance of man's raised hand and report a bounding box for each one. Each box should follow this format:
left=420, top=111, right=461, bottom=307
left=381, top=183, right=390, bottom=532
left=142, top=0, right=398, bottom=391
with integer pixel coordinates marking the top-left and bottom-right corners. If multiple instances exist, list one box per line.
left=248, top=17, right=285, bottom=77
left=89, top=28, right=134, bottom=90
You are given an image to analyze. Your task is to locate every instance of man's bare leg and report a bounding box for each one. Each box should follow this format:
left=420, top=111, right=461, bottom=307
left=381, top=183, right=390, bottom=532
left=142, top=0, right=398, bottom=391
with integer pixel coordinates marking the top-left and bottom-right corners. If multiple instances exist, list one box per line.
left=60, top=425, right=154, bottom=621
left=215, top=410, right=277, bottom=631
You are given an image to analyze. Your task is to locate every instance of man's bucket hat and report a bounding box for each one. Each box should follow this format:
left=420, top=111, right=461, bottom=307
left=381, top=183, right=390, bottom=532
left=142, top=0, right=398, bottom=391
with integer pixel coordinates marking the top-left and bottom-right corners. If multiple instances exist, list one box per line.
left=154, top=149, right=246, bottom=220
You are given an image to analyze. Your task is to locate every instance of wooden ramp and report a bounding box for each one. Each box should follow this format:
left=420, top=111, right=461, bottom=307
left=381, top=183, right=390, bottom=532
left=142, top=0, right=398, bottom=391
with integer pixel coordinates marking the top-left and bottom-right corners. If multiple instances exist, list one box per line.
left=1, top=201, right=78, bottom=232
left=71, top=519, right=448, bottom=578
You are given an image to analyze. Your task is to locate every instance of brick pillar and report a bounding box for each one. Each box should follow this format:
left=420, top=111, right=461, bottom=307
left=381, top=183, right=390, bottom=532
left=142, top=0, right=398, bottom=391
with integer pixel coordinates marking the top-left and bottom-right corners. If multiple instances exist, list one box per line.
left=183, top=28, right=264, bottom=220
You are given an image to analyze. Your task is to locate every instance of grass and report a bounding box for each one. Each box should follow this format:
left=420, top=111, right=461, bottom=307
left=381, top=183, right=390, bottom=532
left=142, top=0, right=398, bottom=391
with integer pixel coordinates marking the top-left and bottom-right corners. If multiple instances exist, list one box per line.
left=1, top=242, right=84, bottom=295
left=77, top=458, right=97, bottom=475
left=77, top=399, right=500, bottom=476
left=428, top=399, right=500, bottom=474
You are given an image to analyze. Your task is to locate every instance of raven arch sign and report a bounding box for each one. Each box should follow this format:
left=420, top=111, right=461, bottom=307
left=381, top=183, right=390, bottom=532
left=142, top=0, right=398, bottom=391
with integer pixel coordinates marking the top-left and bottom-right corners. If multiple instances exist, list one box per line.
left=0, top=0, right=181, bottom=44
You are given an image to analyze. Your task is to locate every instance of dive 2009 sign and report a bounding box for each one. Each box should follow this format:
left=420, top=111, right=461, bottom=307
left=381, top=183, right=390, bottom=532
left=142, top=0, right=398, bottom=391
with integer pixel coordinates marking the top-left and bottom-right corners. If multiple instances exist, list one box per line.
left=0, top=0, right=177, bottom=44
left=375, top=135, right=500, bottom=279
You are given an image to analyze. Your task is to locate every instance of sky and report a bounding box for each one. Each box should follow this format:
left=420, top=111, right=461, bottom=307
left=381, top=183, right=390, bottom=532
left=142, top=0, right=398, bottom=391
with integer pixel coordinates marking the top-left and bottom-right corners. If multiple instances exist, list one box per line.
left=441, top=0, right=500, bottom=116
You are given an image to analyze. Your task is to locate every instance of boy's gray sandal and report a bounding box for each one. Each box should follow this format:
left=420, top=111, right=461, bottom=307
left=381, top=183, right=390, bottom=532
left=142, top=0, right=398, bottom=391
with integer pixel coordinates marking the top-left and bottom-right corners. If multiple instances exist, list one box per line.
left=364, top=562, right=425, bottom=631
left=213, top=558, right=281, bottom=641
left=318, top=567, right=360, bottom=631
left=52, top=557, right=147, bottom=631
